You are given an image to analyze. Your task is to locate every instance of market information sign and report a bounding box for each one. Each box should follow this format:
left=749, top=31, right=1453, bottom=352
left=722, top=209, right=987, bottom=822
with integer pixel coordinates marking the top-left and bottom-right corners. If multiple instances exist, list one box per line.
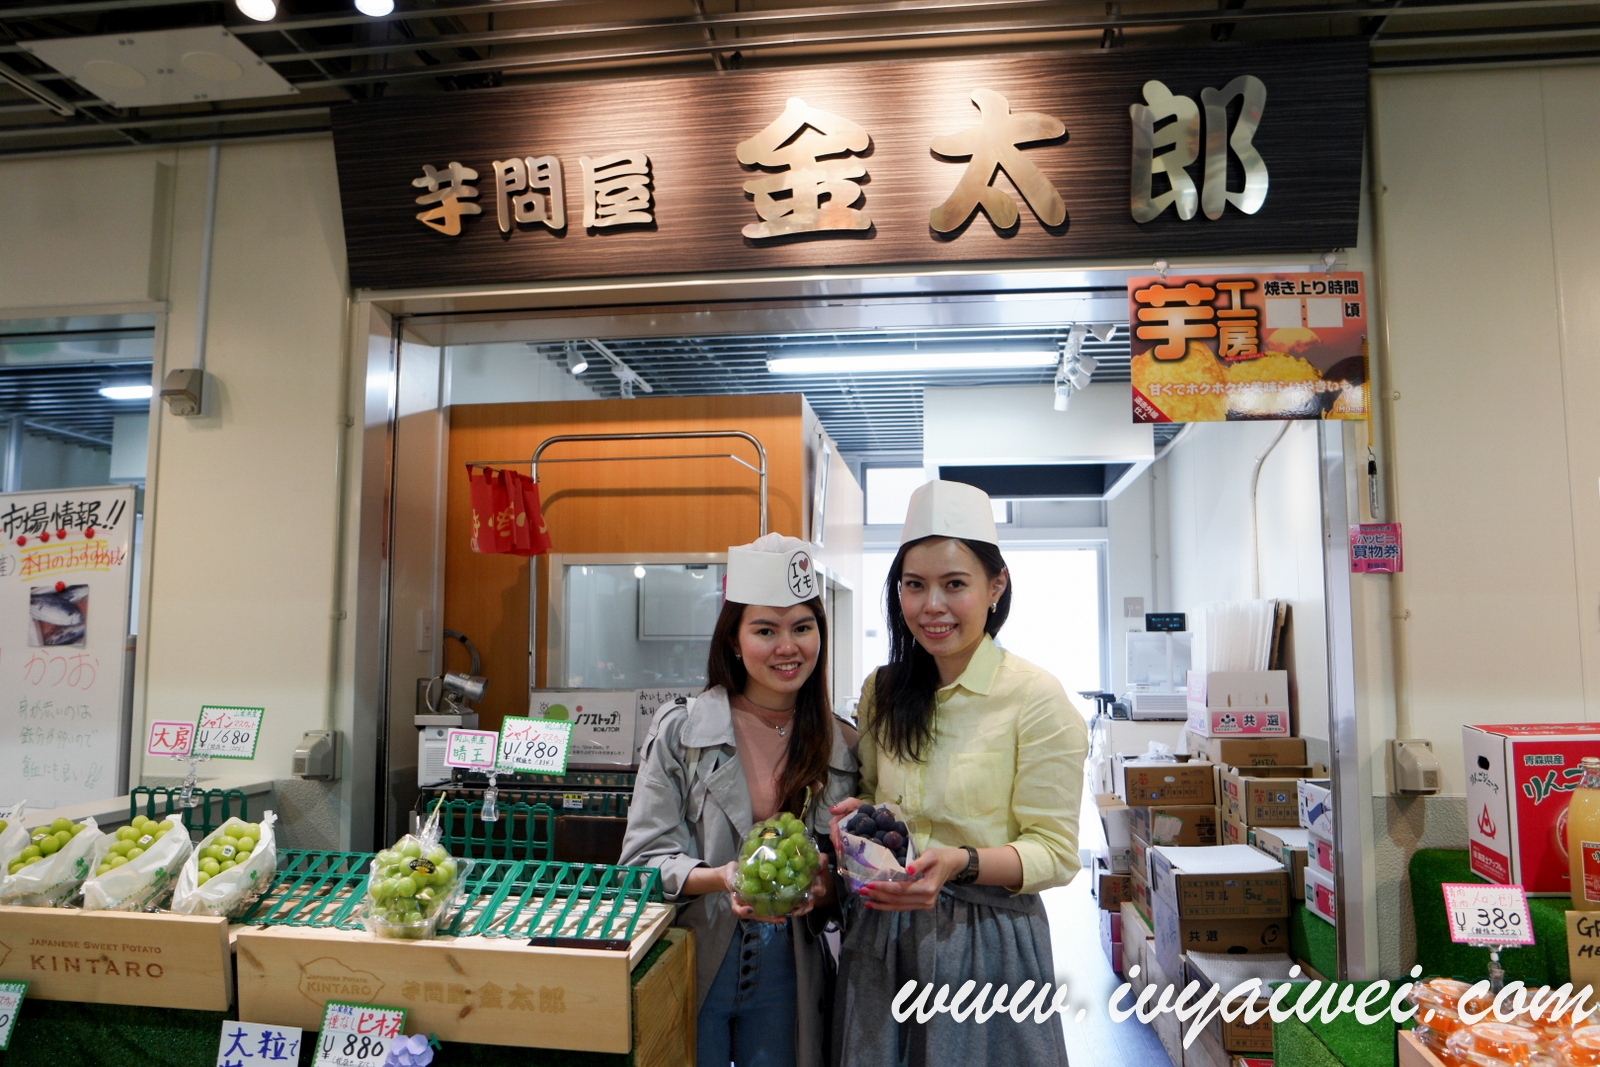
left=0, top=981, right=25, bottom=1051
left=192, top=705, right=264, bottom=760
left=330, top=40, right=1365, bottom=290
left=443, top=728, right=498, bottom=770
left=314, top=1002, right=405, bottom=1067
left=217, top=1020, right=302, bottom=1066
left=1442, top=883, right=1535, bottom=946
left=1350, top=523, right=1403, bottom=573
left=1128, top=271, right=1369, bottom=422
left=496, top=715, right=573, bottom=776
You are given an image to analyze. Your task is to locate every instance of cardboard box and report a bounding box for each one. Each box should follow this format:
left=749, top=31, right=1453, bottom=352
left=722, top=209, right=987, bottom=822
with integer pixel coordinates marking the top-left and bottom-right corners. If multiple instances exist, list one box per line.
left=1567, top=911, right=1600, bottom=989
left=1222, top=765, right=1327, bottom=827
left=1305, top=864, right=1337, bottom=925
left=1464, top=723, right=1600, bottom=895
left=1130, top=856, right=1152, bottom=924
left=1310, top=833, right=1334, bottom=875
left=1130, top=831, right=1150, bottom=877
left=1251, top=825, right=1310, bottom=899
left=1144, top=953, right=1187, bottom=1067
left=1186, top=670, right=1290, bottom=737
left=1115, top=756, right=1218, bottom=806
left=1399, top=1029, right=1453, bottom=1067
left=1130, top=803, right=1219, bottom=848
left=1100, top=907, right=1122, bottom=973
left=1219, top=807, right=1250, bottom=847
left=1096, top=793, right=1134, bottom=873
left=1297, top=778, right=1333, bottom=838
left=1184, top=952, right=1299, bottom=1053
left=1151, top=901, right=1290, bottom=981
left=1096, top=863, right=1133, bottom=912
left=1148, top=845, right=1290, bottom=920
left=1187, top=733, right=1307, bottom=768
left=1121, top=901, right=1152, bottom=985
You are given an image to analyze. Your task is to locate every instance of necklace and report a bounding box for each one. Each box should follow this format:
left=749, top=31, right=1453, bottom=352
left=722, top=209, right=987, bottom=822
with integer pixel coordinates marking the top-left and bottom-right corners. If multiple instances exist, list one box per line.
left=737, top=695, right=796, bottom=737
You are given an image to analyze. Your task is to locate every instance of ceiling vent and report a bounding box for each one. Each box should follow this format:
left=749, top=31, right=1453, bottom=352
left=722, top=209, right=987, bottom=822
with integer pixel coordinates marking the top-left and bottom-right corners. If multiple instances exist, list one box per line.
left=21, top=27, right=296, bottom=109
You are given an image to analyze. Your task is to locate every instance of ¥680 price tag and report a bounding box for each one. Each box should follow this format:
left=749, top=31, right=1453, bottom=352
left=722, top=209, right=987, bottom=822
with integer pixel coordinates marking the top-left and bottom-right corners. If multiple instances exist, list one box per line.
left=314, top=1001, right=405, bottom=1067
left=1442, top=883, right=1536, bottom=945
left=497, top=716, right=573, bottom=775
left=193, top=705, right=264, bottom=760
left=0, top=980, right=27, bottom=1051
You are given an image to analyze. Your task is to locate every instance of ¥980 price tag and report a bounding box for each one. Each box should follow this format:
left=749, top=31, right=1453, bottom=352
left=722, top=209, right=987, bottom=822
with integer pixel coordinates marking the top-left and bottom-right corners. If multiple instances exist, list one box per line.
left=192, top=705, right=264, bottom=760
left=314, top=1001, right=405, bottom=1067
left=0, top=980, right=27, bottom=1051
left=497, top=716, right=573, bottom=775
left=1442, top=883, right=1536, bottom=946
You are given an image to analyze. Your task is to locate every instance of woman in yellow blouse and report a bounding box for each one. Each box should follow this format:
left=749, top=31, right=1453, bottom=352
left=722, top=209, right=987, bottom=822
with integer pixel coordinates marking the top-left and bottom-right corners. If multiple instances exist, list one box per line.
left=830, top=480, right=1088, bottom=1067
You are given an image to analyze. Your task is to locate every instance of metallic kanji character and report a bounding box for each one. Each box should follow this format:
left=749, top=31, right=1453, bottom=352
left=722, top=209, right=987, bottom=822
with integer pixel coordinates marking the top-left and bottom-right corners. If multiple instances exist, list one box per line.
left=580, top=152, right=653, bottom=229
left=491, top=155, right=564, bottom=233
left=929, top=88, right=1066, bottom=233
left=1130, top=80, right=1200, bottom=222
left=412, top=162, right=482, bottom=236
left=736, top=97, right=872, bottom=239
left=1201, top=75, right=1268, bottom=219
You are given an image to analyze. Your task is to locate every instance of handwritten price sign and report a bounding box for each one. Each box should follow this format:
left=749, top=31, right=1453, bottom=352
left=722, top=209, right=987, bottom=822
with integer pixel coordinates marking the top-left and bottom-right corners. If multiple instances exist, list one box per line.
left=497, top=716, right=573, bottom=775
left=1442, top=883, right=1536, bottom=945
left=146, top=720, right=195, bottom=758
left=192, top=705, right=264, bottom=760
left=216, top=1020, right=301, bottom=1066
left=0, top=981, right=26, bottom=1051
left=444, top=728, right=498, bottom=770
left=314, top=1001, right=405, bottom=1067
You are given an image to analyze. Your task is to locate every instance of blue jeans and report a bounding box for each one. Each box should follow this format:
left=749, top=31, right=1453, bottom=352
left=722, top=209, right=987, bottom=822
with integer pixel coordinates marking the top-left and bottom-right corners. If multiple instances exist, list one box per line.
left=697, top=919, right=797, bottom=1067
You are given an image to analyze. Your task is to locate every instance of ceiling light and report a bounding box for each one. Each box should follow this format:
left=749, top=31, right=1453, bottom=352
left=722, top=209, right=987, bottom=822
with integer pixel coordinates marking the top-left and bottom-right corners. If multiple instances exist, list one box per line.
left=633, top=565, right=647, bottom=579
left=768, top=351, right=1056, bottom=375
left=355, top=0, right=394, bottom=13
left=235, top=0, right=277, bottom=21
left=99, top=384, right=153, bottom=400
left=1090, top=323, right=1118, bottom=343
left=565, top=343, right=589, bottom=376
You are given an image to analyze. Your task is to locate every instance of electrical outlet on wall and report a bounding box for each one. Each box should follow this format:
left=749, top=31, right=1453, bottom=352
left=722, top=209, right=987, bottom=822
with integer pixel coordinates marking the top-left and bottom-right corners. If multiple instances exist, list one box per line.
left=1123, top=597, right=1145, bottom=619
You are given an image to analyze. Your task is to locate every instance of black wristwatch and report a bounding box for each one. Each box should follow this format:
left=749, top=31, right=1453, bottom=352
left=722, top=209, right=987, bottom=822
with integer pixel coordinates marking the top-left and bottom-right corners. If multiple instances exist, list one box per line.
left=951, top=845, right=980, bottom=885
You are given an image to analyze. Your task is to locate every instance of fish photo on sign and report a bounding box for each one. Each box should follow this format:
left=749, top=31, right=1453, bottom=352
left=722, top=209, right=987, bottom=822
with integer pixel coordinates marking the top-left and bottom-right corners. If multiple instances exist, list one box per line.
left=29, top=583, right=87, bottom=646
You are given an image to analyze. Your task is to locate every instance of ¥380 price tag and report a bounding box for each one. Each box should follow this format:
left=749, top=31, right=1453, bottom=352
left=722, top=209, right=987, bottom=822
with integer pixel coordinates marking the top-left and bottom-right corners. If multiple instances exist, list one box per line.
left=314, top=1001, right=405, bottom=1067
left=0, top=980, right=27, bottom=1051
left=1443, top=883, right=1536, bottom=945
left=193, top=705, right=264, bottom=760
left=497, top=716, right=573, bottom=775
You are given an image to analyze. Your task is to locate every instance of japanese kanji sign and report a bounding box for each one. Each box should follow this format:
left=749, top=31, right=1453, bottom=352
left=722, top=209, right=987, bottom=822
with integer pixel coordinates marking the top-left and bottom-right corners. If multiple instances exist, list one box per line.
left=496, top=716, right=573, bottom=775
left=147, top=720, right=195, bottom=758
left=443, top=728, right=498, bottom=770
left=192, top=705, right=265, bottom=760
left=216, top=1020, right=302, bottom=1066
left=314, top=1002, right=405, bottom=1067
left=331, top=41, right=1365, bottom=290
left=1128, top=271, right=1369, bottom=423
left=1350, top=523, right=1403, bottom=573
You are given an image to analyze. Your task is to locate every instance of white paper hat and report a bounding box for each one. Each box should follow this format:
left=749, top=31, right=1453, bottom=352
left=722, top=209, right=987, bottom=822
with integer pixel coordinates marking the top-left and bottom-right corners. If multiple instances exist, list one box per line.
left=899, top=480, right=999, bottom=546
left=724, top=533, right=820, bottom=607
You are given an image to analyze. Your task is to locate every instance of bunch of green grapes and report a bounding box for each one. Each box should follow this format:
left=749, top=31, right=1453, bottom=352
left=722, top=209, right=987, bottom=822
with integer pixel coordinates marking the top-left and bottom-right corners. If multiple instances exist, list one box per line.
left=734, top=813, right=821, bottom=919
left=95, top=814, right=179, bottom=876
left=7, top=818, right=86, bottom=875
left=0, top=819, right=7, bottom=838
left=367, top=838, right=459, bottom=929
left=195, top=822, right=261, bottom=885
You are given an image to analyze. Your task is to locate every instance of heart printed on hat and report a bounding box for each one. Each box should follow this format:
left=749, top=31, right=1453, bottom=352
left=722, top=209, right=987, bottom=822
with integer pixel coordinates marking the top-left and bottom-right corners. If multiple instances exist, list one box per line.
left=787, top=550, right=817, bottom=599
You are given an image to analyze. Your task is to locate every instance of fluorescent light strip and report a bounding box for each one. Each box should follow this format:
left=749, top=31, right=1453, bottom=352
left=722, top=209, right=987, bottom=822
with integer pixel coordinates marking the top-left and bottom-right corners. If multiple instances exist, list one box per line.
left=768, top=351, right=1056, bottom=375
left=99, top=385, right=153, bottom=400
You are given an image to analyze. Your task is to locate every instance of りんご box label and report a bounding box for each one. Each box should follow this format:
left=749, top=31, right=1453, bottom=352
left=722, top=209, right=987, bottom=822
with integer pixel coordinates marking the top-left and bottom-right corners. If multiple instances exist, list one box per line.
left=1464, top=723, right=1600, bottom=896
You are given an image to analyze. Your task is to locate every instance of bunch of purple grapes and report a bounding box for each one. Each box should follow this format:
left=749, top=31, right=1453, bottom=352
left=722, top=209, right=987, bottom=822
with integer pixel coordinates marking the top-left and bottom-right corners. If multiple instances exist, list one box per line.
left=845, top=804, right=909, bottom=864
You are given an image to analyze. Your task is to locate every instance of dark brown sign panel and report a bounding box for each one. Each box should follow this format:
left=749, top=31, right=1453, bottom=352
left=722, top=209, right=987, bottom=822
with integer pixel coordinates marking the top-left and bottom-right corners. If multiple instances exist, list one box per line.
left=331, top=41, right=1366, bottom=291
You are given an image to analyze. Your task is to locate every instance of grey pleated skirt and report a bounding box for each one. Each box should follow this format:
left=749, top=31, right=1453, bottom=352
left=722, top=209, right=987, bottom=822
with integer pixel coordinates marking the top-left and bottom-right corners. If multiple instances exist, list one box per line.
left=833, top=883, right=1071, bottom=1067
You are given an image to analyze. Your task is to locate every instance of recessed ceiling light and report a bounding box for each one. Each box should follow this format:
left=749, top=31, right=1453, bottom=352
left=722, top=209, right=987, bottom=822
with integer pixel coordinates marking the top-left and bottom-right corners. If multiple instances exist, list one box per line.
left=236, top=0, right=278, bottom=21
left=99, top=384, right=153, bottom=400
left=768, top=351, right=1056, bottom=375
left=355, top=0, right=395, bottom=15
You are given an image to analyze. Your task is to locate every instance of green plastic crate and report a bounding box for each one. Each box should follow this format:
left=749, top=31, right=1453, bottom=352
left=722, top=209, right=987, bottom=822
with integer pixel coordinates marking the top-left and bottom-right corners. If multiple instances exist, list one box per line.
left=129, top=786, right=248, bottom=838
left=234, top=848, right=372, bottom=930
left=433, top=799, right=555, bottom=863
left=443, top=858, right=662, bottom=945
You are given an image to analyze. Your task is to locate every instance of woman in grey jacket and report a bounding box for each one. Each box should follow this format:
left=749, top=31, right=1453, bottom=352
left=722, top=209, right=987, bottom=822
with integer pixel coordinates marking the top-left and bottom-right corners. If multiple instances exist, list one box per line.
left=620, top=534, right=859, bottom=1067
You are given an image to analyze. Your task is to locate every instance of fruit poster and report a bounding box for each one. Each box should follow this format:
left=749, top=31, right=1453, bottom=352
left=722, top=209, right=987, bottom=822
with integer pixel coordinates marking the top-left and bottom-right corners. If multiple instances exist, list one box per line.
left=1128, top=272, right=1369, bottom=423
left=0, top=486, right=137, bottom=809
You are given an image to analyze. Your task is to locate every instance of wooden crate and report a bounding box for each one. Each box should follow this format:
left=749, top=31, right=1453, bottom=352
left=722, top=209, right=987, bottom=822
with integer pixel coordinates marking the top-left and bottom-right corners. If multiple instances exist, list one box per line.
left=235, top=904, right=673, bottom=1053
left=631, top=928, right=694, bottom=1067
left=0, top=904, right=232, bottom=1010
left=1398, top=1029, right=1451, bottom=1067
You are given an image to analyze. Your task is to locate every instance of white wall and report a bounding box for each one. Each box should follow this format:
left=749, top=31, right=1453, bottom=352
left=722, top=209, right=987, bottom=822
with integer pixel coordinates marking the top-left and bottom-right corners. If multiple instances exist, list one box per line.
left=18, top=434, right=110, bottom=490
left=446, top=343, right=601, bottom=405
left=1105, top=470, right=1154, bottom=697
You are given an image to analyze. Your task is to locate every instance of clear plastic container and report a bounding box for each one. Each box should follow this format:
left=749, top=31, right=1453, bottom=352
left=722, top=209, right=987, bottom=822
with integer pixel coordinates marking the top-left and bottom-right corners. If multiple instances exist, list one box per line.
left=1411, top=980, right=1474, bottom=1056
left=1560, top=1026, right=1600, bottom=1067
left=1447, top=1022, right=1558, bottom=1067
left=361, top=856, right=472, bottom=940
left=733, top=815, right=821, bottom=919
left=837, top=802, right=920, bottom=893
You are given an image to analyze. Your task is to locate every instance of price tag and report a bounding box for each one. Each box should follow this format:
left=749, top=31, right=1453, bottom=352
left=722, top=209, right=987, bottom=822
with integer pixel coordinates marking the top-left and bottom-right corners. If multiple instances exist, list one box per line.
left=147, top=720, right=195, bottom=758
left=0, top=981, right=26, bottom=1051
left=444, top=728, right=498, bottom=770
left=217, top=1020, right=301, bottom=1065
left=1443, top=883, right=1536, bottom=945
left=496, top=716, right=573, bottom=775
left=314, top=1001, right=405, bottom=1067
left=193, top=705, right=265, bottom=760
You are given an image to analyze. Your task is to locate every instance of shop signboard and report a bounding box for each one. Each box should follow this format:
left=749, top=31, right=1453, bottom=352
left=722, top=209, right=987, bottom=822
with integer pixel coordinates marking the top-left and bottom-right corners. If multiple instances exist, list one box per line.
left=329, top=40, right=1365, bottom=290
left=1127, top=271, right=1369, bottom=423
left=0, top=486, right=136, bottom=809
left=529, top=689, right=635, bottom=767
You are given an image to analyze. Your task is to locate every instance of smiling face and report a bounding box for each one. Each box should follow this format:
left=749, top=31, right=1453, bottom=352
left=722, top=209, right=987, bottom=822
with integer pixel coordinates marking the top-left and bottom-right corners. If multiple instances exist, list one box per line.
left=897, top=537, right=1008, bottom=683
left=735, top=602, right=822, bottom=709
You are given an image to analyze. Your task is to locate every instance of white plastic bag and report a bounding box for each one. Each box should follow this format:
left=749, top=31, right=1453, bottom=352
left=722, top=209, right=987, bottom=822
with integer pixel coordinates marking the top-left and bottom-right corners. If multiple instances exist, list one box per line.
left=0, top=801, right=28, bottom=870
left=838, top=802, right=920, bottom=894
left=82, top=811, right=192, bottom=912
left=0, top=816, right=104, bottom=906
left=169, top=811, right=277, bottom=918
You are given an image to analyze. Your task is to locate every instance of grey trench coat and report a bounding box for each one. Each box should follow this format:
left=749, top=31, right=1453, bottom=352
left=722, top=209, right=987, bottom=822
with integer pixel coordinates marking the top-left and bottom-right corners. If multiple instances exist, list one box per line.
left=619, top=685, right=860, bottom=1067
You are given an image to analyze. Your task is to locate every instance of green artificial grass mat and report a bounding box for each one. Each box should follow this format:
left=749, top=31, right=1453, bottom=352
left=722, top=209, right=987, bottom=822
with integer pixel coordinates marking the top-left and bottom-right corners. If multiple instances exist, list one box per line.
left=1272, top=983, right=1399, bottom=1067
left=1410, top=849, right=1570, bottom=986
left=1, top=931, right=681, bottom=1067
left=1293, top=902, right=1339, bottom=979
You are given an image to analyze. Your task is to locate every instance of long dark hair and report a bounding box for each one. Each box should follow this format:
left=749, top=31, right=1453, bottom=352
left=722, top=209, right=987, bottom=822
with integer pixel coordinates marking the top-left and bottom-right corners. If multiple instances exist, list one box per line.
left=705, top=595, right=834, bottom=817
left=869, top=536, right=1012, bottom=763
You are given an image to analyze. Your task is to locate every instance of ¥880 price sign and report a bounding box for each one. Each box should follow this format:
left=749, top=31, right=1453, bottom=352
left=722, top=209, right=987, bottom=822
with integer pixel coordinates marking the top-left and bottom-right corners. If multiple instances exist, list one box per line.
left=1443, top=883, right=1536, bottom=946
left=314, top=1002, right=405, bottom=1067
left=496, top=715, right=573, bottom=775
left=193, top=705, right=264, bottom=760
